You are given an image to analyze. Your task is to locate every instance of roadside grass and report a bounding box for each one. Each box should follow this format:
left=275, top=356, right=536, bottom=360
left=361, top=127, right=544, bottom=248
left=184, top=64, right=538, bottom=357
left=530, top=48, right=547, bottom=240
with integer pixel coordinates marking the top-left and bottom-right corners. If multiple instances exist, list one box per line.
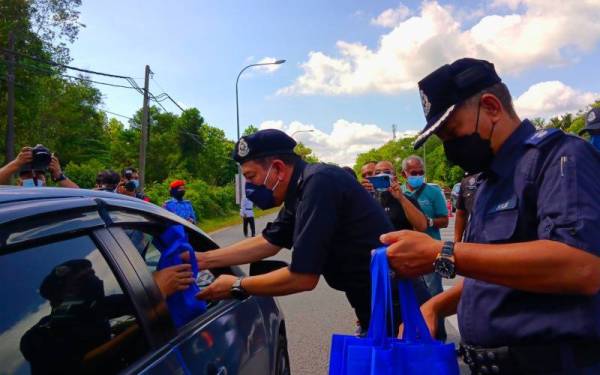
left=199, top=207, right=279, bottom=233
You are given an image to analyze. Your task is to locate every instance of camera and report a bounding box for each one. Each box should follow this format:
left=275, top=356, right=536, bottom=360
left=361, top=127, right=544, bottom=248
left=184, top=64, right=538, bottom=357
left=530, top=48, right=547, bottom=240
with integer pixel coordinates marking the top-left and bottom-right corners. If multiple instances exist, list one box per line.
left=31, top=144, right=51, bottom=171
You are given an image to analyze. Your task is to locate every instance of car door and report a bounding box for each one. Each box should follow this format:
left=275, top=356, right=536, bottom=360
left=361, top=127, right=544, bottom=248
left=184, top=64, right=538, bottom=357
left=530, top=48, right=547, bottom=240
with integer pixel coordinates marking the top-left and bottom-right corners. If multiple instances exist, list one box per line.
left=105, top=209, right=273, bottom=375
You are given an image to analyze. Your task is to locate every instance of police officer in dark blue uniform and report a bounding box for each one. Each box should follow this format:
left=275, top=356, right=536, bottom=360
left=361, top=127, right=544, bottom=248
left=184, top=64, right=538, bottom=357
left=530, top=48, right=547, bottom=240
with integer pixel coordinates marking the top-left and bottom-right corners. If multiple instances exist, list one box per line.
left=380, top=58, right=600, bottom=374
left=195, top=129, right=429, bottom=334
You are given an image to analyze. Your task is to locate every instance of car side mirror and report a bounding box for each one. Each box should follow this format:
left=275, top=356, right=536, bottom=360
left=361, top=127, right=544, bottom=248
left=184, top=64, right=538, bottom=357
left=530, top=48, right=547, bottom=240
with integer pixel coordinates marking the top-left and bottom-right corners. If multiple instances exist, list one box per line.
left=249, top=260, right=288, bottom=276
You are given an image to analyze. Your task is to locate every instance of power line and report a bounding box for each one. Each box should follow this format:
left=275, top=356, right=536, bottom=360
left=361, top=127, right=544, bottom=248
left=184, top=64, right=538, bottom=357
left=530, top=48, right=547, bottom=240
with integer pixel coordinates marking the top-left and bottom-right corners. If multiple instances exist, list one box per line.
left=4, top=48, right=186, bottom=113
left=1, top=48, right=131, bottom=79
left=103, top=110, right=133, bottom=120
left=16, top=61, right=138, bottom=90
left=152, top=76, right=186, bottom=112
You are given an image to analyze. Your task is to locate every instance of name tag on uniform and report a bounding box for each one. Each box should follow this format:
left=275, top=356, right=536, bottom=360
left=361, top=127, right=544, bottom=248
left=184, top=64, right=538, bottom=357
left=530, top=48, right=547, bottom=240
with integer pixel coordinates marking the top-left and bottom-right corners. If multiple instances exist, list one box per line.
left=488, top=195, right=518, bottom=214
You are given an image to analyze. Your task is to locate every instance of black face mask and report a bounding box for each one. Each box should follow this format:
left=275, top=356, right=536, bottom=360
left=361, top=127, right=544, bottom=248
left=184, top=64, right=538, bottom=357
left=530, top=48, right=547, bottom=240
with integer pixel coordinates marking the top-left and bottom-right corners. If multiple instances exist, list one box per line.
left=443, top=104, right=496, bottom=174
left=171, top=189, right=185, bottom=201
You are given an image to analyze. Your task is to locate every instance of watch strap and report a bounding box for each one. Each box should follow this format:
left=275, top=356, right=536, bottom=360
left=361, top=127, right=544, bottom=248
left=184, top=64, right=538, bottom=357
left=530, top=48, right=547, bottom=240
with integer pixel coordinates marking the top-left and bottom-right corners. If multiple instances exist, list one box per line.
left=441, top=241, right=455, bottom=257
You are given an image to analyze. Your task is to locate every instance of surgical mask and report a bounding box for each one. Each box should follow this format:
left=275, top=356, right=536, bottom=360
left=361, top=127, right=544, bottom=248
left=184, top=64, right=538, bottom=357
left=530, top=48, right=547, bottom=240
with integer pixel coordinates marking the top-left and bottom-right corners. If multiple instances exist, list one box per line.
left=443, top=103, right=495, bottom=174
left=22, top=178, right=45, bottom=188
left=590, top=135, right=600, bottom=151
left=132, top=179, right=140, bottom=189
left=407, top=175, right=424, bottom=189
left=245, top=164, right=280, bottom=210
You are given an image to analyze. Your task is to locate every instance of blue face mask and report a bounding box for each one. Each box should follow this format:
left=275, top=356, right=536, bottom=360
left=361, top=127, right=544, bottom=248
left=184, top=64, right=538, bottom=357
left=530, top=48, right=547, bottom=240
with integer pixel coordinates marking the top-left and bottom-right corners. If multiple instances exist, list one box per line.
left=132, top=179, right=140, bottom=189
left=590, top=135, right=600, bottom=151
left=407, top=175, right=424, bottom=189
left=245, top=164, right=280, bottom=210
left=22, top=178, right=44, bottom=188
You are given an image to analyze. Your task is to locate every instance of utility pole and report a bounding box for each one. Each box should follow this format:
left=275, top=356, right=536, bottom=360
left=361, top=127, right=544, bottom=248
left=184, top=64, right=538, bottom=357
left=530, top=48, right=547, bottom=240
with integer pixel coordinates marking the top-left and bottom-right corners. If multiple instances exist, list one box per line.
left=392, top=124, right=397, bottom=140
left=5, top=31, right=16, bottom=166
left=138, top=65, right=151, bottom=192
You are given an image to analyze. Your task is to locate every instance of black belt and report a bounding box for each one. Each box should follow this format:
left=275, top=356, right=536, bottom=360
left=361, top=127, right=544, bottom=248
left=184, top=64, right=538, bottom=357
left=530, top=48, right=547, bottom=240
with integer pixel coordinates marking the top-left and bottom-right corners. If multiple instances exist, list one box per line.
left=459, top=341, right=600, bottom=374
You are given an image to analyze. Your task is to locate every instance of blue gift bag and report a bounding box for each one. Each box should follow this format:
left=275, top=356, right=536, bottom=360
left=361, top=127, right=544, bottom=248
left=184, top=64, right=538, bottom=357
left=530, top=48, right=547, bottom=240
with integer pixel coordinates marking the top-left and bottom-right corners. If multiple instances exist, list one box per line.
left=329, top=247, right=459, bottom=375
left=155, top=225, right=207, bottom=328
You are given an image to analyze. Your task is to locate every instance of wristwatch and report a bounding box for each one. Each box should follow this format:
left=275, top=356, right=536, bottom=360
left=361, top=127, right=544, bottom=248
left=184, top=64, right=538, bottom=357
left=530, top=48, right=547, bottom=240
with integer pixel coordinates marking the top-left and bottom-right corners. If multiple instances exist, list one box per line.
left=427, top=217, right=434, bottom=228
left=433, top=241, right=456, bottom=279
left=230, top=277, right=249, bottom=300
left=52, top=173, right=67, bottom=182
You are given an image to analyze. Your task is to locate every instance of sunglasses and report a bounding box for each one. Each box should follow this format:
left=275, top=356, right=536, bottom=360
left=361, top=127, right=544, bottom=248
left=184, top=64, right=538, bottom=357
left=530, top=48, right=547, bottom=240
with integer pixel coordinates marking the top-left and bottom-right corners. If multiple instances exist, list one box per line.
left=407, top=171, right=424, bottom=176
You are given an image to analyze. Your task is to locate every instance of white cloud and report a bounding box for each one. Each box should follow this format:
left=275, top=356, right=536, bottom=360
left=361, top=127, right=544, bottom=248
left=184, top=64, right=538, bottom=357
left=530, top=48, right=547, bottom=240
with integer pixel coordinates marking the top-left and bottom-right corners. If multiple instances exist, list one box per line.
left=514, top=81, right=598, bottom=119
left=371, top=4, right=411, bottom=27
left=280, top=0, right=600, bottom=96
left=259, top=119, right=417, bottom=166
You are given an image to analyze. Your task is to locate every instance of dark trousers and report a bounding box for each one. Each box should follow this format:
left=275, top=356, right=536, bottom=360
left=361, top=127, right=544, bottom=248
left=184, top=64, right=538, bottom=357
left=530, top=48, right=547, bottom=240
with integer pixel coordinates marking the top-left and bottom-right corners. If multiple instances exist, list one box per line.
left=243, top=217, right=255, bottom=237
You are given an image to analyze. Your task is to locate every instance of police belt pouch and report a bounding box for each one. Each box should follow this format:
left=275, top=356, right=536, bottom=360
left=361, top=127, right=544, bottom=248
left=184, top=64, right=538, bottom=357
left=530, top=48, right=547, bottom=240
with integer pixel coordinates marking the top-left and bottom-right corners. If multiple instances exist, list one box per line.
left=329, top=247, right=459, bottom=375
left=154, top=225, right=207, bottom=328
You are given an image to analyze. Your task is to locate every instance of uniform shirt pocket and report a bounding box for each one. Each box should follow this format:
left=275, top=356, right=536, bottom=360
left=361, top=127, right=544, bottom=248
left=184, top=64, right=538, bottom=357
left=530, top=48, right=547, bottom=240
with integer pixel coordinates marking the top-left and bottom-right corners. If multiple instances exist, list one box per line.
left=482, top=195, right=519, bottom=243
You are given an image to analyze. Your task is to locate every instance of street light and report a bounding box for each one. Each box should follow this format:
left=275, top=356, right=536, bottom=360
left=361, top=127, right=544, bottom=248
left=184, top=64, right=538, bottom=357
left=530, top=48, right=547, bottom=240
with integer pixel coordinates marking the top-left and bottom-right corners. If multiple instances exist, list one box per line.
left=235, top=59, right=286, bottom=205
left=291, top=129, right=314, bottom=138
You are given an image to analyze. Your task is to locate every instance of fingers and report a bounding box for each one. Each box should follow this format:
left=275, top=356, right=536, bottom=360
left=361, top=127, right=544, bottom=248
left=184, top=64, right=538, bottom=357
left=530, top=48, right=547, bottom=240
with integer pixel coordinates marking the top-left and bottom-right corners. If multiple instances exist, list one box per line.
left=380, top=230, right=408, bottom=244
left=171, top=263, right=192, bottom=272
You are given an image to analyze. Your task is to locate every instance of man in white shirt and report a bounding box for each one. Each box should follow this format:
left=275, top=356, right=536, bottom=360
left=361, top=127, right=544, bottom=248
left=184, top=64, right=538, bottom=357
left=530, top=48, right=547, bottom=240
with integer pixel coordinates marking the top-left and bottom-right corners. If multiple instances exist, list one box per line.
left=240, top=196, right=256, bottom=237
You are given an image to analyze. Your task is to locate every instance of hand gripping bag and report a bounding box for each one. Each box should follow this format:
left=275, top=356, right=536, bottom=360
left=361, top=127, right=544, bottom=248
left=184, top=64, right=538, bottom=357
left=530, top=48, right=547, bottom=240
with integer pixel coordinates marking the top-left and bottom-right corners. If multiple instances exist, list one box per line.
left=154, top=225, right=207, bottom=328
left=329, top=247, right=459, bottom=375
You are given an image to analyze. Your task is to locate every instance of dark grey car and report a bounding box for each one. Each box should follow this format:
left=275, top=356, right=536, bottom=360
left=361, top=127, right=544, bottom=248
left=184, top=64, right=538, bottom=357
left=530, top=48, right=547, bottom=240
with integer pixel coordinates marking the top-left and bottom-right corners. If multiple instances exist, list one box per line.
left=0, top=187, right=290, bottom=375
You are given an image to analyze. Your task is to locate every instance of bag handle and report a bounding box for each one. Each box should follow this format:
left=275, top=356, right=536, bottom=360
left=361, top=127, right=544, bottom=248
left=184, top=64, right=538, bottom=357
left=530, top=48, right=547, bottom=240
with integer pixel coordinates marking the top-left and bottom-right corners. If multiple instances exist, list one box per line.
left=398, top=278, right=433, bottom=342
left=368, top=247, right=433, bottom=343
left=367, top=247, right=394, bottom=345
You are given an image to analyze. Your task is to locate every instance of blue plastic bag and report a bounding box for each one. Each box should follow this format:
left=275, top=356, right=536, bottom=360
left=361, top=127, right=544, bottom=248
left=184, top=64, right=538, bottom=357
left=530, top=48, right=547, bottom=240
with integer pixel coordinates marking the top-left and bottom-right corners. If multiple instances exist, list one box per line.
left=329, top=247, right=459, bottom=375
left=154, top=225, right=207, bottom=328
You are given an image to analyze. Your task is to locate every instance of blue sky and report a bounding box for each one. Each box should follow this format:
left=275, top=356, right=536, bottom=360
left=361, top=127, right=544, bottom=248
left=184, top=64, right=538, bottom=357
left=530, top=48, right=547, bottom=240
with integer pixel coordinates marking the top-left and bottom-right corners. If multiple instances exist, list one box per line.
left=70, top=0, right=600, bottom=165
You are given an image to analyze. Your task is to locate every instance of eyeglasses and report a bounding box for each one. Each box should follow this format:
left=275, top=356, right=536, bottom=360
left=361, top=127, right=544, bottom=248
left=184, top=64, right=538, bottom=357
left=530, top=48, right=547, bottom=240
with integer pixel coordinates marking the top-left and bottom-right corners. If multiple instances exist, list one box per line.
left=407, top=171, right=424, bottom=176
left=375, top=169, right=394, bottom=175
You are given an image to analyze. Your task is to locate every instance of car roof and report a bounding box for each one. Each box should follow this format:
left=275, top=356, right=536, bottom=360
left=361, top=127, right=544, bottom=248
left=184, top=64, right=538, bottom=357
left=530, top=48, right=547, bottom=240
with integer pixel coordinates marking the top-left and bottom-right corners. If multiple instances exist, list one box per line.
left=0, top=186, right=216, bottom=247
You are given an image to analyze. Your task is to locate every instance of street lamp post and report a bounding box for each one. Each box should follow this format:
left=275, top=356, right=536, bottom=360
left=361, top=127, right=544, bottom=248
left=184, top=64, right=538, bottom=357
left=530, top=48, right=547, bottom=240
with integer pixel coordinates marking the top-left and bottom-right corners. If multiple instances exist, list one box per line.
left=235, top=59, right=286, bottom=205
left=291, top=129, right=314, bottom=138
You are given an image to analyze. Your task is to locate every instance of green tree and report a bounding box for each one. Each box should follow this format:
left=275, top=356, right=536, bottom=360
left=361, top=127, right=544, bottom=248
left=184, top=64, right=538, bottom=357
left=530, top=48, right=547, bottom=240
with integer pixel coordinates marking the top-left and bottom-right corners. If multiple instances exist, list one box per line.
left=294, top=142, right=319, bottom=163
left=243, top=124, right=259, bottom=136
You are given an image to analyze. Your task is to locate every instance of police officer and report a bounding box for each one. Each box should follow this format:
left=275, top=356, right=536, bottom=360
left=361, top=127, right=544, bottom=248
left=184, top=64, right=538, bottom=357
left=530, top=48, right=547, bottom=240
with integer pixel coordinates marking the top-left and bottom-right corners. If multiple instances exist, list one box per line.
left=453, top=172, right=480, bottom=242
left=579, top=107, right=600, bottom=152
left=195, top=129, right=397, bottom=333
left=381, top=58, right=600, bottom=374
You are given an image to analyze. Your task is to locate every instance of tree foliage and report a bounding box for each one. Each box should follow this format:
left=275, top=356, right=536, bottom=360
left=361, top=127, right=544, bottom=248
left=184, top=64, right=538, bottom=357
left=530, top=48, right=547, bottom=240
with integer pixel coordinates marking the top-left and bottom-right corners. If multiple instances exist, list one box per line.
left=354, top=101, right=600, bottom=189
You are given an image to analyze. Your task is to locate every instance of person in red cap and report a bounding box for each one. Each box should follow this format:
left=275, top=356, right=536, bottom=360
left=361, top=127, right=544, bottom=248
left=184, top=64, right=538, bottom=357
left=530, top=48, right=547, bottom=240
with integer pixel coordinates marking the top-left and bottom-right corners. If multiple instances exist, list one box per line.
left=163, top=180, right=197, bottom=224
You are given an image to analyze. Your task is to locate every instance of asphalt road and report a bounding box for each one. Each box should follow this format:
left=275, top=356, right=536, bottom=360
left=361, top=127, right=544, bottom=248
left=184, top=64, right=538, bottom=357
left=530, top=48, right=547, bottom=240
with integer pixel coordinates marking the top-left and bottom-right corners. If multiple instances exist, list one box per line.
left=209, top=212, right=465, bottom=375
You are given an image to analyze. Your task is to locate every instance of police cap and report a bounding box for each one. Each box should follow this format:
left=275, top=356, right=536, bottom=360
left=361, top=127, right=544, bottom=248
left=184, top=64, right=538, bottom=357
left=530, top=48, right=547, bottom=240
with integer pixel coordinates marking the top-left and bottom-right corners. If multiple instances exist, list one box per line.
left=232, top=129, right=297, bottom=164
left=414, top=58, right=501, bottom=149
left=39, top=259, right=93, bottom=304
left=579, top=107, right=600, bottom=135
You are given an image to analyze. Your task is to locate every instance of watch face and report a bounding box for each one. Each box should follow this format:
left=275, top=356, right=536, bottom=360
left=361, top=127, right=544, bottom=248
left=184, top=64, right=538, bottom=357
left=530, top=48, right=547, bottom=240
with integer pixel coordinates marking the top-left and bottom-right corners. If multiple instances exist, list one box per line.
left=434, top=257, right=456, bottom=279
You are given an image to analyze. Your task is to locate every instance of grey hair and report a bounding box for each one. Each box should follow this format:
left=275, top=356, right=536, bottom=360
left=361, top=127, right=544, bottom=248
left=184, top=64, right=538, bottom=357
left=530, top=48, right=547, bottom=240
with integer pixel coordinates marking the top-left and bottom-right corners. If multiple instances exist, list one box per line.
left=402, top=155, right=424, bottom=171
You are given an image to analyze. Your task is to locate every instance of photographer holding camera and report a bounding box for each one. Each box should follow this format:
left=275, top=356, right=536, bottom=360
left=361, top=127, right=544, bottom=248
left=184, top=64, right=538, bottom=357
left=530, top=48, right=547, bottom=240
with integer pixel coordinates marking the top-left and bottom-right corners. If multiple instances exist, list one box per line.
left=0, top=145, right=79, bottom=188
left=116, top=167, right=150, bottom=201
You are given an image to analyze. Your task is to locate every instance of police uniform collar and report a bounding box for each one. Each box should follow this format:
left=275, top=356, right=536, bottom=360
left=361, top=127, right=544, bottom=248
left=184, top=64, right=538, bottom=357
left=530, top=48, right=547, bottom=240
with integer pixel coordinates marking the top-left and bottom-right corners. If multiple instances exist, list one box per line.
left=489, top=120, right=536, bottom=178
left=284, top=159, right=307, bottom=208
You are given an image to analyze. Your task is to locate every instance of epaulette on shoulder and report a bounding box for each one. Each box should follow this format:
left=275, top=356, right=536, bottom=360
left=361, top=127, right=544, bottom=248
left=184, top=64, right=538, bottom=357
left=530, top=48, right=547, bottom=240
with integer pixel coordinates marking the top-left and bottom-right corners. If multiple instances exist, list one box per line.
left=525, top=128, right=563, bottom=147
